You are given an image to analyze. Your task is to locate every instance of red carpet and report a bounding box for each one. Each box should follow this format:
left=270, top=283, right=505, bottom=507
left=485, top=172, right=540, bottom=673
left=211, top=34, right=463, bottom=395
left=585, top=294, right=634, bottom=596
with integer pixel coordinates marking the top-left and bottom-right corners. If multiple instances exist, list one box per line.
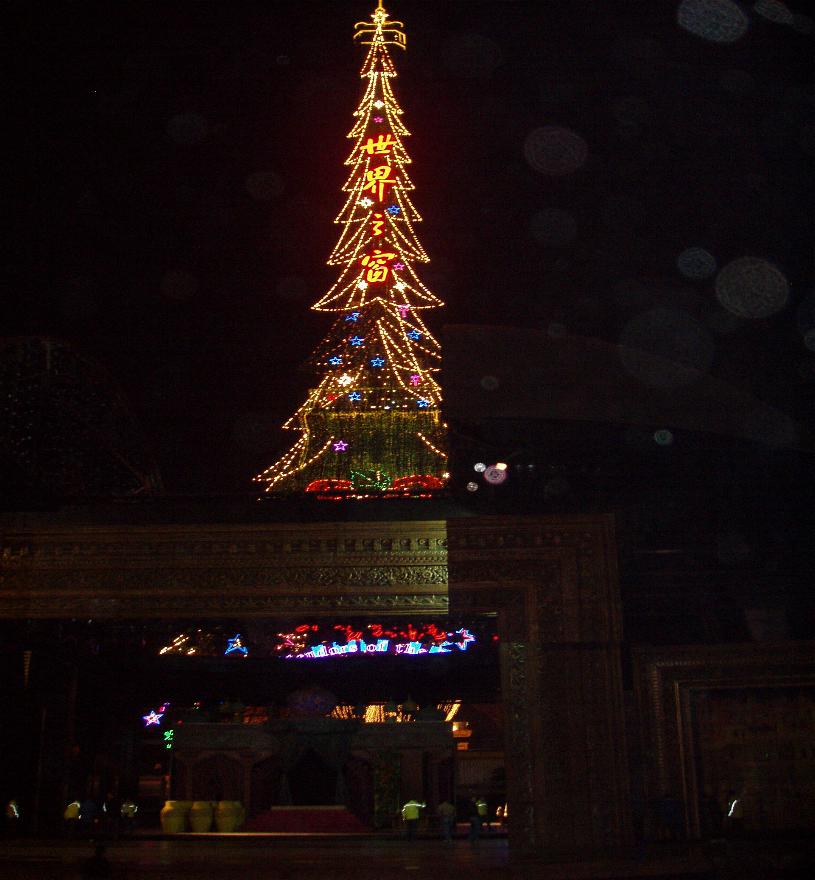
left=245, top=806, right=369, bottom=833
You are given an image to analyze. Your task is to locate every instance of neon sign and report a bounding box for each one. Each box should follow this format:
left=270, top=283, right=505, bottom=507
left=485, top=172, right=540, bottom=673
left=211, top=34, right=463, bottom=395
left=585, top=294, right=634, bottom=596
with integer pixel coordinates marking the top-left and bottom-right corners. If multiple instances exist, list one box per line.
left=284, top=628, right=476, bottom=660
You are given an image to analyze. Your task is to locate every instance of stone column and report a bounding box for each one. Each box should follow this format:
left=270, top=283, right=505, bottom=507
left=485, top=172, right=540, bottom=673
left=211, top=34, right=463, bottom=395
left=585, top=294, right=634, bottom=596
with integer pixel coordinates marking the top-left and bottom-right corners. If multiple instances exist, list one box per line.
left=449, top=515, right=632, bottom=855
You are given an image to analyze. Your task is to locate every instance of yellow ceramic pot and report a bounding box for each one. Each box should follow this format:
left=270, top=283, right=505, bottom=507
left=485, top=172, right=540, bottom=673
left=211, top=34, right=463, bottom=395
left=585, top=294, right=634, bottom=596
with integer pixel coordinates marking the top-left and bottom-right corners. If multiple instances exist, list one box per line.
left=214, top=800, right=245, bottom=833
left=160, top=800, right=191, bottom=833
left=189, top=800, right=214, bottom=833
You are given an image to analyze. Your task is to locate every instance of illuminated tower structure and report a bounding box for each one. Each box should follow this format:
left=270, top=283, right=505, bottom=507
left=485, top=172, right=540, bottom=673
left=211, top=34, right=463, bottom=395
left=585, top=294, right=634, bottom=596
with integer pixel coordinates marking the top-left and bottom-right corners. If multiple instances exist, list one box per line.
left=255, top=1, right=447, bottom=499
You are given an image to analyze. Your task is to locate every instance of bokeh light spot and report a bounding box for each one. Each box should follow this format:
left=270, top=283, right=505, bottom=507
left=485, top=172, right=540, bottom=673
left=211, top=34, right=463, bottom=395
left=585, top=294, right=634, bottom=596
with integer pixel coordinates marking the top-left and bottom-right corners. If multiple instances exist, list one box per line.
left=715, top=257, right=789, bottom=319
left=530, top=208, right=578, bottom=246
left=466, top=481, right=479, bottom=493
left=753, top=0, right=794, bottom=25
left=677, top=247, right=717, bottom=279
left=653, top=429, right=674, bottom=446
left=677, top=0, right=749, bottom=43
left=480, top=375, right=499, bottom=391
left=523, top=126, right=588, bottom=176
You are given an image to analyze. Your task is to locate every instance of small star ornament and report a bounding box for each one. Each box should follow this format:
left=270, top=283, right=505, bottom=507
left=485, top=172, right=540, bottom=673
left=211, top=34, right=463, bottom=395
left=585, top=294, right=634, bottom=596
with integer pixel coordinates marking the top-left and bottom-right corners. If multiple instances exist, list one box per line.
left=328, top=356, right=343, bottom=365
left=417, top=398, right=430, bottom=408
left=393, top=262, right=405, bottom=271
left=386, top=205, right=401, bottom=215
left=408, top=330, right=422, bottom=340
left=358, top=197, right=374, bottom=208
left=333, top=439, right=349, bottom=452
left=225, top=634, right=248, bottom=656
left=370, top=356, right=385, bottom=367
left=143, top=709, right=164, bottom=727
left=373, top=116, right=384, bottom=123
left=338, top=373, right=353, bottom=386
left=350, top=336, right=365, bottom=346
left=345, top=312, right=360, bottom=322
left=348, top=391, right=362, bottom=401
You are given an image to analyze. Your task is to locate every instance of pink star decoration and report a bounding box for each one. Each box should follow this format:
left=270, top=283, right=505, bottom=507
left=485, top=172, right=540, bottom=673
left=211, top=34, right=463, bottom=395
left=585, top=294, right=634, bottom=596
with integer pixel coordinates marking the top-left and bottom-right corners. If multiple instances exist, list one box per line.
left=333, top=440, right=349, bottom=452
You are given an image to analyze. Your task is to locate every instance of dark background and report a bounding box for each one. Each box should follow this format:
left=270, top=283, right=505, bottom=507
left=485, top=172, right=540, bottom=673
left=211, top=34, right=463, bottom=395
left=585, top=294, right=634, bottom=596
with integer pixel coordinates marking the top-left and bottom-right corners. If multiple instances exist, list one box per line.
left=8, top=0, right=813, bottom=494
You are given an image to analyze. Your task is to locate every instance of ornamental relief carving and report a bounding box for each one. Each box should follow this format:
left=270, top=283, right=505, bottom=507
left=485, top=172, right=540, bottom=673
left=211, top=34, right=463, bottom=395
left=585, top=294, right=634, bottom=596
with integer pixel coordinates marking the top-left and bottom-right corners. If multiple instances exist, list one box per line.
left=1, top=529, right=450, bottom=565
left=2, top=564, right=449, bottom=592
left=0, top=592, right=450, bottom=617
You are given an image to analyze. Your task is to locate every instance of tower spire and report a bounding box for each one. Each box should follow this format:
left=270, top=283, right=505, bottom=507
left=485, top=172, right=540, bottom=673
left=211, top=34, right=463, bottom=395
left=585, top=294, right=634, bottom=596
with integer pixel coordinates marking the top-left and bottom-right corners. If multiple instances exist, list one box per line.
left=354, top=1, right=406, bottom=50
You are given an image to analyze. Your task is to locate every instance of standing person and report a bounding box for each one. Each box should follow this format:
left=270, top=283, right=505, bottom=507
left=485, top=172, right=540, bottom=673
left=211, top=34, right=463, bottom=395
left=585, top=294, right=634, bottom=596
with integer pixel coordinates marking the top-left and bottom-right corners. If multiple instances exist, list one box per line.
left=4, top=798, right=21, bottom=837
left=476, top=796, right=489, bottom=832
left=436, top=800, right=456, bottom=842
left=401, top=797, right=425, bottom=841
left=79, top=797, right=98, bottom=838
left=724, top=789, right=744, bottom=838
left=467, top=797, right=482, bottom=843
left=120, top=798, right=138, bottom=836
left=64, top=799, right=81, bottom=838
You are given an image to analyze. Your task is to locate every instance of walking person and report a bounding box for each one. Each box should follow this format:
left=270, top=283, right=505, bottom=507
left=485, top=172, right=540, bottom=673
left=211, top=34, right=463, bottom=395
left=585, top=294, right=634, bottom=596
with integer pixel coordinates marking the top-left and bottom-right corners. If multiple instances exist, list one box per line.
left=401, top=797, right=425, bottom=841
left=437, top=800, right=456, bottom=842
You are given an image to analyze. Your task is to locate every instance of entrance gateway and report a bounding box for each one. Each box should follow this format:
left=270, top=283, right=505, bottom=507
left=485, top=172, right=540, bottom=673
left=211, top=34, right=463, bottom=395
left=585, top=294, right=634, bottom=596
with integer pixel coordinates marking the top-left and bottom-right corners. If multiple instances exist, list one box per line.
left=0, top=513, right=632, bottom=853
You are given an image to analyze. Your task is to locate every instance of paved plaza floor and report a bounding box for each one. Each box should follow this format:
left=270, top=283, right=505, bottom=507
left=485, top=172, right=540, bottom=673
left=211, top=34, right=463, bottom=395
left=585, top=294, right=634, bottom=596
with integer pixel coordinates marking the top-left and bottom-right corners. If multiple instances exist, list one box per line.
left=0, top=835, right=811, bottom=880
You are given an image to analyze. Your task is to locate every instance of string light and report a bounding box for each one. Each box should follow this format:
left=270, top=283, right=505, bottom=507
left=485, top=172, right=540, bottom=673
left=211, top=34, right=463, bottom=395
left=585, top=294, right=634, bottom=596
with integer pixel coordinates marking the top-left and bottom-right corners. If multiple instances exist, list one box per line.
left=255, top=2, right=446, bottom=495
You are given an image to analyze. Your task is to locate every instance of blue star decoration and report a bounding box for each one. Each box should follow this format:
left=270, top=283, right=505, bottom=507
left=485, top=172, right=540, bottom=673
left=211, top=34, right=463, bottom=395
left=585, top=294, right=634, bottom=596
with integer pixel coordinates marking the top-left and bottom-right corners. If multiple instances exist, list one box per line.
left=407, top=330, right=422, bottom=340
left=350, top=336, right=365, bottom=346
left=142, top=709, right=164, bottom=727
left=386, top=204, right=401, bottom=215
left=348, top=391, right=362, bottom=401
left=417, top=398, right=430, bottom=408
left=370, top=356, right=385, bottom=367
left=225, top=634, right=248, bottom=656
left=328, top=356, right=343, bottom=365
left=345, top=312, right=361, bottom=322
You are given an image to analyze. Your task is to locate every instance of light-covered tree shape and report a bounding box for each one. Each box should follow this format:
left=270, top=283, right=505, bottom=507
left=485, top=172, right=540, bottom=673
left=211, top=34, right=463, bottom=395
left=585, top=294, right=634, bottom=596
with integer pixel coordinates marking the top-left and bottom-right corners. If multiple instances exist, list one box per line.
left=255, top=1, right=447, bottom=498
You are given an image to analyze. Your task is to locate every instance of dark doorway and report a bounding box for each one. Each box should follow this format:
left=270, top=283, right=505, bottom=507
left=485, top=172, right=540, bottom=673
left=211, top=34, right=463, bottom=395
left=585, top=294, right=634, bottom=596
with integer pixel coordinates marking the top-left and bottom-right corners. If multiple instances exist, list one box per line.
left=290, top=748, right=337, bottom=805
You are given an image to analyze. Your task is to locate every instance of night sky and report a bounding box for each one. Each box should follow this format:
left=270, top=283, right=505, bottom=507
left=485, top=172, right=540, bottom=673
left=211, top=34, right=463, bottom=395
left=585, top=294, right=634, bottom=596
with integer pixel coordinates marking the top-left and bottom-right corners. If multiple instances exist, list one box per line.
left=10, top=0, right=814, bottom=494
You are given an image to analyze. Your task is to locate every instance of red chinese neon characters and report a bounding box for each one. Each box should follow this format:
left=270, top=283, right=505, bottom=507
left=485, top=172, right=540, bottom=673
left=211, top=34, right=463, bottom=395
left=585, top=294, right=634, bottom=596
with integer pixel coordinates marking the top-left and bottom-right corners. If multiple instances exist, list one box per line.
left=360, top=248, right=397, bottom=283
left=363, top=164, right=395, bottom=201
left=360, top=134, right=396, bottom=156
